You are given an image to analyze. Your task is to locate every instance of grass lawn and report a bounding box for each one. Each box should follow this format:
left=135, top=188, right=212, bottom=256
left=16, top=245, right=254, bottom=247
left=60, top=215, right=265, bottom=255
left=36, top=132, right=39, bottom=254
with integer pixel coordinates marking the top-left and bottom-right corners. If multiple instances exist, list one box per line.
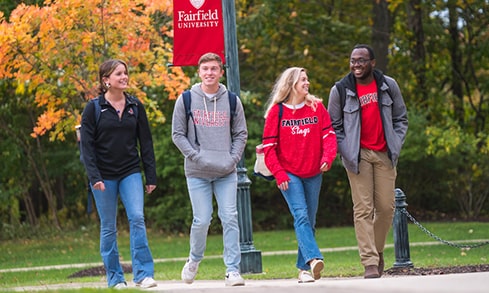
left=0, top=222, right=488, bottom=289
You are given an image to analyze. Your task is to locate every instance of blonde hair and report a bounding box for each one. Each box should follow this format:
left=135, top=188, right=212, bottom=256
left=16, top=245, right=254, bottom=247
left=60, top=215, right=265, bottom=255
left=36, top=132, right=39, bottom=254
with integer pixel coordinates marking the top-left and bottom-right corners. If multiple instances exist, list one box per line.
left=264, top=67, right=320, bottom=118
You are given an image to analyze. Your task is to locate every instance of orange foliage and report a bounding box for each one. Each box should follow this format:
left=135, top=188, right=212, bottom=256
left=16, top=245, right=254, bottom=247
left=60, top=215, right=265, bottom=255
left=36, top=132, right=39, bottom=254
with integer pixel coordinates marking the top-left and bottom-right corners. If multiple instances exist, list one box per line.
left=0, top=0, right=190, bottom=141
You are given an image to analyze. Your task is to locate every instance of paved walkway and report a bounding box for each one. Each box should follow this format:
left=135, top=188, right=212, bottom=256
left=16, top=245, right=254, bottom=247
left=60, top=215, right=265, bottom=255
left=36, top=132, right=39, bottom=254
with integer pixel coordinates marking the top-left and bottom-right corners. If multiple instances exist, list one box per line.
left=8, top=272, right=489, bottom=293
left=4, top=240, right=489, bottom=292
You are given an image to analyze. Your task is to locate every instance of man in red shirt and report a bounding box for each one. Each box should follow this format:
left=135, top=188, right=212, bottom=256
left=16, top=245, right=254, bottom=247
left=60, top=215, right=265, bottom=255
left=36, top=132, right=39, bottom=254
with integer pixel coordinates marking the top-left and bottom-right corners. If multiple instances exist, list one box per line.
left=327, top=44, right=408, bottom=278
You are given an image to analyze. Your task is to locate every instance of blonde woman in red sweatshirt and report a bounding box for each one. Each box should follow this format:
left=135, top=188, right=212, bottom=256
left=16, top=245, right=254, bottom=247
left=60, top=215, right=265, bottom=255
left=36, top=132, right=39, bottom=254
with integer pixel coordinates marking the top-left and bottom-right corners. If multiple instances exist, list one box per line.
left=262, top=67, right=337, bottom=283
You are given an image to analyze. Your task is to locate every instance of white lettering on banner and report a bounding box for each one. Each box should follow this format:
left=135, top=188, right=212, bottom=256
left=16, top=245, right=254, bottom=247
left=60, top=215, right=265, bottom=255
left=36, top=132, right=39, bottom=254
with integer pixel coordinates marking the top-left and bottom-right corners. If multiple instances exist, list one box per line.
left=177, top=9, right=220, bottom=29
left=178, top=21, right=220, bottom=29
left=177, top=9, right=219, bottom=22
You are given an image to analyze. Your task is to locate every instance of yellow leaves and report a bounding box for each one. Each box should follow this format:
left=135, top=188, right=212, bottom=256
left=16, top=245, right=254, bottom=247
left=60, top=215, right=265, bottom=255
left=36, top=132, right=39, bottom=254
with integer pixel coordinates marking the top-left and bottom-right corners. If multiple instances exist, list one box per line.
left=122, top=34, right=151, bottom=53
left=32, top=108, right=66, bottom=139
left=143, top=0, right=173, bottom=14
left=1, top=0, right=185, bottom=141
left=15, top=80, right=28, bottom=95
left=165, top=67, right=191, bottom=100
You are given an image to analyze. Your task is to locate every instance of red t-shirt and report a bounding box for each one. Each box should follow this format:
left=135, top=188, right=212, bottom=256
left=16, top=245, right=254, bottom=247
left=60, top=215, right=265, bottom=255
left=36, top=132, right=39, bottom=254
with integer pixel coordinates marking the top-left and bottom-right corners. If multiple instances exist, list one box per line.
left=261, top=102, right=337, bottom=184
left=356, top=80, right=387, bottom=151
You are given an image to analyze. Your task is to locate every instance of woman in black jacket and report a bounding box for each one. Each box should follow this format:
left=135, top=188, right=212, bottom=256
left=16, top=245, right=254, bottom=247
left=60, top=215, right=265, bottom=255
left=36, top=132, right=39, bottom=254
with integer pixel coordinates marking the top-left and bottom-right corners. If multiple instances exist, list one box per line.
left=80, top=59, right=157, bottom=289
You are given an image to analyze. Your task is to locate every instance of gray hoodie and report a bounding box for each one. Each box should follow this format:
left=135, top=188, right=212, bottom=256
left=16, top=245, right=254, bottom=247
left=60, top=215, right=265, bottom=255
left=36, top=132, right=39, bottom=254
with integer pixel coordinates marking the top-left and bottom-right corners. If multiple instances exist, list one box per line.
left=172, top=83, right=248, bottom=178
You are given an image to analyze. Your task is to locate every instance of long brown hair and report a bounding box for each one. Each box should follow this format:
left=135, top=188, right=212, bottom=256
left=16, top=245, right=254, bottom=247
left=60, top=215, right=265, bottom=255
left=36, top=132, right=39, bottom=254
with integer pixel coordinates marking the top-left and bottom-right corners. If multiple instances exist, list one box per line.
left=97, top=59, right=128, bottom=95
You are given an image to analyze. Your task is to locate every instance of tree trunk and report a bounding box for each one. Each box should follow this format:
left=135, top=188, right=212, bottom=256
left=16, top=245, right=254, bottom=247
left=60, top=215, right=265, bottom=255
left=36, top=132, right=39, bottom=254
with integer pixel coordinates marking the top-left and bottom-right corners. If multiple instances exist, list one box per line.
left=372, top=0, right=391, bottom=73
left=27, top=146, right=61, bottom=229
left=407, top=0, right=428, bottom=102
left=22, top=192, right=39, bottom=226
left=448, top=0, right=464, bottom=126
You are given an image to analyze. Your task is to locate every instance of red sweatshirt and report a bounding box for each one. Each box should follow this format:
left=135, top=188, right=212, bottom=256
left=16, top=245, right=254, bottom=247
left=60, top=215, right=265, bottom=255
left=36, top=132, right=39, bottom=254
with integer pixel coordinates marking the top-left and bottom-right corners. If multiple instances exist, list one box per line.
left=262, top=102, right=337, bottom=185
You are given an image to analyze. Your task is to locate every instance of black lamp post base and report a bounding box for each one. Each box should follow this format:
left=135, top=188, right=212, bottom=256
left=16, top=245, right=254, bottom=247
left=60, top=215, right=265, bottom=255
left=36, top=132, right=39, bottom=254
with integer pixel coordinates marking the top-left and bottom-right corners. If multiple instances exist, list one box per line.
left=240, top=250, right=263, bottom=274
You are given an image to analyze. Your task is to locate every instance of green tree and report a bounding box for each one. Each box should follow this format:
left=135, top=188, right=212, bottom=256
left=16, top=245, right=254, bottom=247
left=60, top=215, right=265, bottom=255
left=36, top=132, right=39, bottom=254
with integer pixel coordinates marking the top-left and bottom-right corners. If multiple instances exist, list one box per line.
left=0, top=0, right=189, bottom=229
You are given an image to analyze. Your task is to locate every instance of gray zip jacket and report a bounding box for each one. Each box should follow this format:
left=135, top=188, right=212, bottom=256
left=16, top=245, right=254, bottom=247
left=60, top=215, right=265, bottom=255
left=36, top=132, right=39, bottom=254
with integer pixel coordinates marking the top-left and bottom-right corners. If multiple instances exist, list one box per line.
left=327, top=70, right=408, bottom=174
left=171, top=83, right=248, bottom=178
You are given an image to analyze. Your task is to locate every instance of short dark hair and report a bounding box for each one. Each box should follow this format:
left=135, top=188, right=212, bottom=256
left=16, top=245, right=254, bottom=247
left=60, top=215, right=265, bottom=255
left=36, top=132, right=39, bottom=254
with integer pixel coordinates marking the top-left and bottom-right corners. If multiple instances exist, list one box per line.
left=198, top=52, right=223, bottom=69
left=353, top=44, right=375, bottom=60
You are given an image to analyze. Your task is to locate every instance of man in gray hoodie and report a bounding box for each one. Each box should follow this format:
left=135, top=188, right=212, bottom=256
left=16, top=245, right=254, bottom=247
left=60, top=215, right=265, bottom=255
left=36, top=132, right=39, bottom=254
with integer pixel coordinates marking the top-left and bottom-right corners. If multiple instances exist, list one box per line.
left=172, top=52, right=248, bottom=286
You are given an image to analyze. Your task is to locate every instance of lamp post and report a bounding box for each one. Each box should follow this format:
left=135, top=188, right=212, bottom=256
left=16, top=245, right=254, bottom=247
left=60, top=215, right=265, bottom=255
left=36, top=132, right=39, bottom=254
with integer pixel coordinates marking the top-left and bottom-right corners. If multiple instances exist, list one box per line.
left=222, top=0, right=262, bottom=274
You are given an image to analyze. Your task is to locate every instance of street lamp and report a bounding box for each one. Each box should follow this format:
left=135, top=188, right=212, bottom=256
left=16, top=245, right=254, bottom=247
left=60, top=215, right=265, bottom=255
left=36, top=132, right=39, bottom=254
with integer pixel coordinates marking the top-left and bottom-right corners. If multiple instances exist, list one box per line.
left=222, top=0, right=262, bottom=274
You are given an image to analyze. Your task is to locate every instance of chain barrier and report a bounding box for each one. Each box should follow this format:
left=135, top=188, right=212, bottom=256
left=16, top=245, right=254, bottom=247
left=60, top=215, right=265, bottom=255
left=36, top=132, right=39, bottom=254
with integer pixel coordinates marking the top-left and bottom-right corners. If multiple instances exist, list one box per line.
left=401, top=208, right=489, bottom=249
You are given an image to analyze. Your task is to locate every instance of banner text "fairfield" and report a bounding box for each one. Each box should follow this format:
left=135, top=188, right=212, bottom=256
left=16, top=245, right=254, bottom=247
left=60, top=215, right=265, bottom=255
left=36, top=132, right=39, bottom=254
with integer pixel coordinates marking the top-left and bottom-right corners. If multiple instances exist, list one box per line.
left=177, top=9, right=218, bottom=22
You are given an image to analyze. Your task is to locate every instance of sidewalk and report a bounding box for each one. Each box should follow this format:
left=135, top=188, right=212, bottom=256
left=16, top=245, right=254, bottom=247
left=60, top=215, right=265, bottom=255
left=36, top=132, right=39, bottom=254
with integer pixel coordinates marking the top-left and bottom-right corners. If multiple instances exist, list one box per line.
left=3, top=240, right=489, bottom=292
left=8, top=272, right=489, bottom=293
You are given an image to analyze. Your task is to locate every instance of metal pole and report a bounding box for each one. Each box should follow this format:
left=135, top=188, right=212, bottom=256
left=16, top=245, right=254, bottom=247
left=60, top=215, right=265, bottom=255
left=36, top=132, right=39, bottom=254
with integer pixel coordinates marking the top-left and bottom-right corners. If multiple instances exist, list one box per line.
left=222, top=0, right=262, bottom=274
left=393, top=188, right=414, bottom=268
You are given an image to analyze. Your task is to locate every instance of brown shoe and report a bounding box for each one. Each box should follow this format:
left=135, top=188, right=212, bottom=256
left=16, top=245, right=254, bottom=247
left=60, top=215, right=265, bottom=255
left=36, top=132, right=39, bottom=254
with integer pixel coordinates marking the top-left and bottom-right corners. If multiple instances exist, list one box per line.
left=378, top=252, right=384, bottom=276
left=364, top=265, right=380, bottom=278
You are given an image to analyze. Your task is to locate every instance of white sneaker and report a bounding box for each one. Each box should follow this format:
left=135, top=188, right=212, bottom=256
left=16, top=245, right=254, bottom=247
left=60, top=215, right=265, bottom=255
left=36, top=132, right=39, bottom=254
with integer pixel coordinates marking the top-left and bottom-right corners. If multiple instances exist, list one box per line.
left=135, top=277, right=157, bottom=289
left=181, top=259, right=200, bottom=284
left=310, top=259, right=324, bottom=280
left=225, top=271, right=245, bottom=286
left=298, top=270, right=315, bottom=283
left=113, top=282, right=127, bottom=289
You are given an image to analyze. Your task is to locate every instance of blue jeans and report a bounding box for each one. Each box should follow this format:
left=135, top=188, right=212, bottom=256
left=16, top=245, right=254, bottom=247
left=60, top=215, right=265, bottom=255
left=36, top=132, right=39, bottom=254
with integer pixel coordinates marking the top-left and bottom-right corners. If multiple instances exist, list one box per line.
left=280, top=173, right=323, bottom=270
left=91, top=172, right=154, bottom=287
left=186, top=172, right=241, bottom=273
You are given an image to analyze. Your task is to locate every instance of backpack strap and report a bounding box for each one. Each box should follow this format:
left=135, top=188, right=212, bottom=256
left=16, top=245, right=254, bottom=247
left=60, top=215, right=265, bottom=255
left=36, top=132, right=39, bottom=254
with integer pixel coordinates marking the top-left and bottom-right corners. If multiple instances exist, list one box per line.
left=228, top=91, right=237, bottom=127
left=335, top=81, right=346, bottom=112
left=79, top=98, right=101, bottom=163
left=276, top=103, right=283, bottom=135
left=228, top=91, right=238, bottom=141
left=182, top=90, right=200, bottom=146
left=91, top=97, right=102, bottom=125
left=182, top=90, right=192, bottom=121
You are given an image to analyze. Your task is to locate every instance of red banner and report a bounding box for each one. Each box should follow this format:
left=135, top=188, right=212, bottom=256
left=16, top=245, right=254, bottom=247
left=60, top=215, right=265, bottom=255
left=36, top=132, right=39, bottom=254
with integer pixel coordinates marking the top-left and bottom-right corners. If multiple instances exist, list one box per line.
left=173, top=0, right=225, bottom=66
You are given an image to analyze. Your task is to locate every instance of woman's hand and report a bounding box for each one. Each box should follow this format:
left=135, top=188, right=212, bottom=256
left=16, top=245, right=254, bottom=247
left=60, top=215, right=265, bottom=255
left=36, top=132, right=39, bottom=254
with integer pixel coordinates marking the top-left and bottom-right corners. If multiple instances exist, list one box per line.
left=277, top=180, right=289, bottom=191
left=93, top=181, right=105, bottom=192
left=320, top=162, right=330, bottom=172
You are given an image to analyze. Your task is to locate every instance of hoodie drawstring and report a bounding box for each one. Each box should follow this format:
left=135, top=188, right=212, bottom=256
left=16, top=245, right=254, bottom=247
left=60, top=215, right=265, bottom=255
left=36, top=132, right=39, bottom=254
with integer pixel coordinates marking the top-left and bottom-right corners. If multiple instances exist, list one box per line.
left=202, top=95, right=217, bottom=123
left=213, top=96, right=216, bottom=122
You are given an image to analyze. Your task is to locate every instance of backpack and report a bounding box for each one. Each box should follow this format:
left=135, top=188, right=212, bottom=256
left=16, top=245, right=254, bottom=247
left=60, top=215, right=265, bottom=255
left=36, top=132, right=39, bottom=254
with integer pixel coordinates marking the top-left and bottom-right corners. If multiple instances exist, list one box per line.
left=78, top=96, right=138, bottom=162
left=182, top=90, right=237, bottom=146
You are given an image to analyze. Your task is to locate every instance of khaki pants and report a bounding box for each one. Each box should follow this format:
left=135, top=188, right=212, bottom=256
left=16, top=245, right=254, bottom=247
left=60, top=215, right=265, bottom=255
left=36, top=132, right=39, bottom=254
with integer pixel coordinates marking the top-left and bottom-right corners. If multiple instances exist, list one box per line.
left=346, top=149, right=396, bottom=267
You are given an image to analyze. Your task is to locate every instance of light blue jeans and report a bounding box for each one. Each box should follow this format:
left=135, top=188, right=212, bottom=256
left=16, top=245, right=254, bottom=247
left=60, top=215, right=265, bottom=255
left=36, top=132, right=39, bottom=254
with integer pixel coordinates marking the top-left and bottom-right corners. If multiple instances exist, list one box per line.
left=280, top=173, right=324, bottom=270
left=186, top=172, right=241, bottom=273
left=91, top=172, right=154, bottom=287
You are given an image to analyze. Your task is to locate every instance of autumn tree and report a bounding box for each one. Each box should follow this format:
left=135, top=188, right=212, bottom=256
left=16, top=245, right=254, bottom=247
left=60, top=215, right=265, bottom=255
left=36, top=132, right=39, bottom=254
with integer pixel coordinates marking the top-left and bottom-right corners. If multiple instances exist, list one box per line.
left=0, top=0, right=189, bottom=228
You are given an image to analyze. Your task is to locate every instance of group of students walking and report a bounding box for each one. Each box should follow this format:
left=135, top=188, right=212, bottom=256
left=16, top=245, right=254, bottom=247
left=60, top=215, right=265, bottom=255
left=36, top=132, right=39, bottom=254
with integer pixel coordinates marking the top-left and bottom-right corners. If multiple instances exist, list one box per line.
left=79, top=44, right=408, bottom=288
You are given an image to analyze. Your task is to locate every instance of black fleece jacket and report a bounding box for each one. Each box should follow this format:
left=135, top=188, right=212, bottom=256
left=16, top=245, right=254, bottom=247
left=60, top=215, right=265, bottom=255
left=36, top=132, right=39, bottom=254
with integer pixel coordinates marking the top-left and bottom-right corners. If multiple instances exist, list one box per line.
left=80, top=93, right=157, bottom=186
